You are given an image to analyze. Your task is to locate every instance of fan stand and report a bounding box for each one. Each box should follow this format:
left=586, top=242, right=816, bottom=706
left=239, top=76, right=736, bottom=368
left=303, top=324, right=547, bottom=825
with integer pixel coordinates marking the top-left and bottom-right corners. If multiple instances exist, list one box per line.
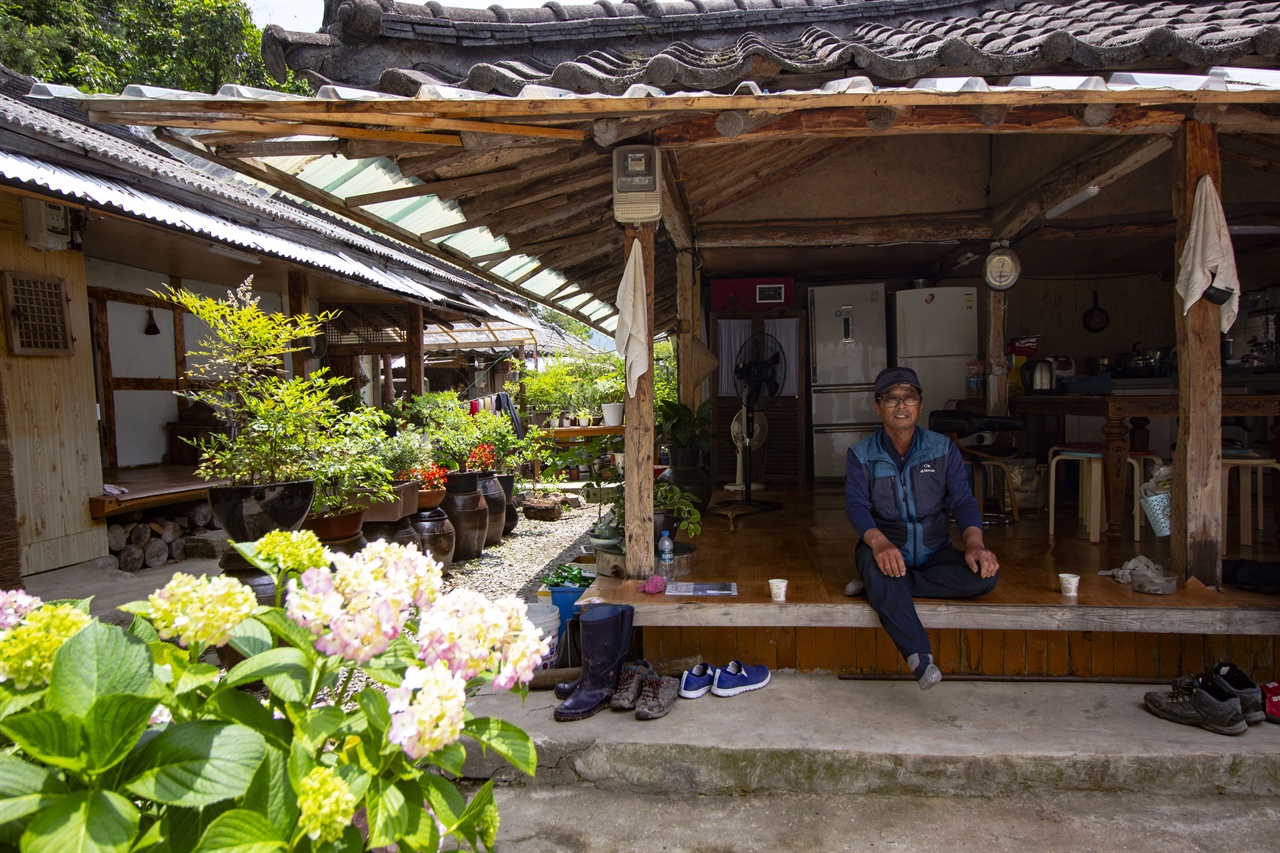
left=710, top=403, right=782, bottom=523
left=725, top=407, right=765, bottom=493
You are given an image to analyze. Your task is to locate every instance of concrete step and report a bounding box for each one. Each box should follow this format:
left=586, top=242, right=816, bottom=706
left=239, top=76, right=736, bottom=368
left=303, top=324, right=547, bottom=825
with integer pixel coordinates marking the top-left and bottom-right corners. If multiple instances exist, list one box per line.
left=462, top=673, right=1280, bottom=798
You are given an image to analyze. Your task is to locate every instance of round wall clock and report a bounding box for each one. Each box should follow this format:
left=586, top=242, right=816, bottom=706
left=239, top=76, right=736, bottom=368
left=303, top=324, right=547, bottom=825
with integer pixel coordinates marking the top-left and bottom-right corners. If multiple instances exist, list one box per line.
left=983, top=248, right=1022, bottom=291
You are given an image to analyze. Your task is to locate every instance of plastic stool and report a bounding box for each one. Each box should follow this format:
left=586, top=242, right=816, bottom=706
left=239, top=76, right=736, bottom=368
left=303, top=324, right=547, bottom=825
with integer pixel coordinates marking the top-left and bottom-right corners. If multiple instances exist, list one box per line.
left=1048, top=445, right=1153, bottom=542
left=1221, top=458, right=1280, bottom=546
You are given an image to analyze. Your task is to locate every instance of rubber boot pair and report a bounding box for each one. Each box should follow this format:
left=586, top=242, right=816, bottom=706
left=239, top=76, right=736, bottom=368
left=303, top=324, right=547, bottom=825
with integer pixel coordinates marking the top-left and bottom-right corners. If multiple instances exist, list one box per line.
left=554, top=604, right=634, bottom=721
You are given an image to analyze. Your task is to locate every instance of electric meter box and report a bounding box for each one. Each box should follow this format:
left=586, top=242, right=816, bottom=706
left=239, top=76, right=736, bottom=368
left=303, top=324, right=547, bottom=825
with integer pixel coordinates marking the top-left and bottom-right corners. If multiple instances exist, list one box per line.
left=612, top=145, right=662, bottom=223
left=22, top=199, right=71, bottom=252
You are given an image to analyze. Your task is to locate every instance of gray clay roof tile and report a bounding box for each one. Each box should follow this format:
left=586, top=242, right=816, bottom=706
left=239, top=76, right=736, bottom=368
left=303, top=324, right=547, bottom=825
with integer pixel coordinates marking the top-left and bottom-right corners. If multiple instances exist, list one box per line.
left=262, top=1, right=1280, bottom=94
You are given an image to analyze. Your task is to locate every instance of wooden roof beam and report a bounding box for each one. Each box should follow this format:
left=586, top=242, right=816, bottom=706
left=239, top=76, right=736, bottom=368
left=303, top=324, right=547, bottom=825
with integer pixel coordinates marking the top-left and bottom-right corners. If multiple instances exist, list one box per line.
left=991, top=134, right=1173, bottom=240
left=696, top=214, right=993, bottom=248
left=655, top=105, right=1186, bottom=148
left=345, top=169, right=518, bottom=207
left=660, top=150, right=694, bottom=252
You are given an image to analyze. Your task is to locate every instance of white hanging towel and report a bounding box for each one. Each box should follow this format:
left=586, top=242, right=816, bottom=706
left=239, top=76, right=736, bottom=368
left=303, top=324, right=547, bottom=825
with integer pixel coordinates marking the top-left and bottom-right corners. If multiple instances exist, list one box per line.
left=1175, top=175, right=1240, bottom=333
left=614, top=238, right=649, bottom=398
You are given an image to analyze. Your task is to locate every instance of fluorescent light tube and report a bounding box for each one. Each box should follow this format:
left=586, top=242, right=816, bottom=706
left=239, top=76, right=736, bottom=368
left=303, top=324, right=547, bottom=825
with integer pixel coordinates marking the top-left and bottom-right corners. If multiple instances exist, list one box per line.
left=1045, top=185, right=1101, bottom=219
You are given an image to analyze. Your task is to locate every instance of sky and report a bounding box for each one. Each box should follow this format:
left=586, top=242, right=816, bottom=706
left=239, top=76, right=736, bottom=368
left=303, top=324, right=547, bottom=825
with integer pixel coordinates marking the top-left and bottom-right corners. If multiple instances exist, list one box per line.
left=248, top=1, right=548, bottom=32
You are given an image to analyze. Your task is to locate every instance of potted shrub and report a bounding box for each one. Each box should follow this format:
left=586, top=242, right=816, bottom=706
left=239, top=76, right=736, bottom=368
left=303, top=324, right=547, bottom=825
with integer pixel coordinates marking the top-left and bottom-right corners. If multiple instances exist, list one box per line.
left=597, top=365, right=626, bottom=427
left=366, top=427, right=431, bottom=521
left=412, top=460, right=450, bottom=509
left=605, top=479, right=702, bottom=545
left=302, top=407, right=396, bottom=543
left=162, top=279, right=345, bottom=577
left=656, top=399, right=715, bottom=511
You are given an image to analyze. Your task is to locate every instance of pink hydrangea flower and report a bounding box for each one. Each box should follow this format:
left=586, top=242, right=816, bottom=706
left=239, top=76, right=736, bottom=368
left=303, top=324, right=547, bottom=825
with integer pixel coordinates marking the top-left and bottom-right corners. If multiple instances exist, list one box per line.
left=0, top=590, right=42, bottom=631
left=416, top=590, right=547, bottom=688
left=386, top=661, right=467, bottom=760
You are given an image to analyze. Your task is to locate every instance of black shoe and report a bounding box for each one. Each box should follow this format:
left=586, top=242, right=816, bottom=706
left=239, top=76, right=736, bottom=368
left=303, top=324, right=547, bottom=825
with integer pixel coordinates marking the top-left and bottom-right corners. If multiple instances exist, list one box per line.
left=1144, top=675, right=1247, bottom=736
left=553, top=676, right=580, bottom=700
left=1203, top=661, right=1265, bottom=725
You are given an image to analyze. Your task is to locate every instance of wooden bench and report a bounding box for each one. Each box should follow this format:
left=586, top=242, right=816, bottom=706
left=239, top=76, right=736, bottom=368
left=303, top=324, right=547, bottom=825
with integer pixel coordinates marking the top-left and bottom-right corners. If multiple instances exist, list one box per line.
left=89, top=465, right=226, bottom=520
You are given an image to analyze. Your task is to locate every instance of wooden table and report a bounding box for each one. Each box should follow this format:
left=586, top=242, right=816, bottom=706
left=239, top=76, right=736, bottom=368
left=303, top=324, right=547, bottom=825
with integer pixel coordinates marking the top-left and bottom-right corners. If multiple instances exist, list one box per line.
left=533, top=425, right=624, bottom=479
left=1012, top=394, right=1280, bottom=546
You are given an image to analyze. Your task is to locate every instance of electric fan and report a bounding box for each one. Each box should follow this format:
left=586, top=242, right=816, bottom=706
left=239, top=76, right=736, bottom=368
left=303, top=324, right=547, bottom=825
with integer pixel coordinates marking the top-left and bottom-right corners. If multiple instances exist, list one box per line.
left=711, top=333, right=785, bottom=516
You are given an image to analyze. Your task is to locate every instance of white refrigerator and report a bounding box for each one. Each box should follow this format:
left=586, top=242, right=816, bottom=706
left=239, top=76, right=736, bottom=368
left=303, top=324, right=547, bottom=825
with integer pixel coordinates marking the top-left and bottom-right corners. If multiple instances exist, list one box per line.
left=808, top=283, right=888, bottom=479
left=892, top=287, right=978, bottom=408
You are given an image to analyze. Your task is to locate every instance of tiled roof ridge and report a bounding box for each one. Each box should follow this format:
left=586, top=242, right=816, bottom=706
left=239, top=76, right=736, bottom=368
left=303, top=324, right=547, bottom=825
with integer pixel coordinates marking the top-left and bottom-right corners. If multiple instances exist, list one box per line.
left=327, top=0, right=987, bottom=40
left=263, top=0, right=1280, bottom=93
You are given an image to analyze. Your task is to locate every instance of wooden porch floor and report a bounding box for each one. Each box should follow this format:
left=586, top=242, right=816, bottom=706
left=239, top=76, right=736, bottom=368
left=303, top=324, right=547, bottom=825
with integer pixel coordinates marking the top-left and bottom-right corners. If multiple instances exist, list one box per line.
left=90, top=466, right=225, bottom=519
left=586, top=484, right=1280, bottom=637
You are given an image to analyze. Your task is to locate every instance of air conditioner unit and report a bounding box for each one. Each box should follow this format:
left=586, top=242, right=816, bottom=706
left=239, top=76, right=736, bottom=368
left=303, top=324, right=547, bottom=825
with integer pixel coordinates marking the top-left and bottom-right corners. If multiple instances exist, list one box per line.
left=22, top=199, right=71, bottom=252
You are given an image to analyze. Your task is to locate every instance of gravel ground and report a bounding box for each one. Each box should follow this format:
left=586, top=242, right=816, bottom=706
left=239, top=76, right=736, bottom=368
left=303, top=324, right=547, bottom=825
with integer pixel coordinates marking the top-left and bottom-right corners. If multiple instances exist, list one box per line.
left=440, top=496, right=597, bottom=603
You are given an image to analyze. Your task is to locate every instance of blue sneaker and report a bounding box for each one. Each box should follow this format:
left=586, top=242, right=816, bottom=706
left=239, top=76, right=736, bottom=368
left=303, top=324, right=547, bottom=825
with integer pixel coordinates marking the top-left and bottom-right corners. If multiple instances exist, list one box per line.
left=711, top=660, right=770, bottom=697
left=679, top=662, right=717, bottom=699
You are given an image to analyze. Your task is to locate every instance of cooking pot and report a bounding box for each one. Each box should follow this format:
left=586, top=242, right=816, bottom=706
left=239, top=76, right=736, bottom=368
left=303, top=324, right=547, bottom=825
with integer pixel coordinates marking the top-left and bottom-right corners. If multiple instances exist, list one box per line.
left=1022, top=359, right=1056, bottom=393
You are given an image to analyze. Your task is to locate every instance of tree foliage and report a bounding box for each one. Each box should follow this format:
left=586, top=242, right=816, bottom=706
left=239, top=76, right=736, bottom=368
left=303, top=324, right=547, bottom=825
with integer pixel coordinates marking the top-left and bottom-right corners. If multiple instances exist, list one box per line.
left=0, top=0, right=308, bottom=94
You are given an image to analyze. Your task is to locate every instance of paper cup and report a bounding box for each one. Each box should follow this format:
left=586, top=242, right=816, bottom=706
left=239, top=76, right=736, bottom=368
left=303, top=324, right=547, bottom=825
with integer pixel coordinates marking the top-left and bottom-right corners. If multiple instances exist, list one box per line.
left=768, top=578, right=788, bottom=602
left=1058, top=573, right=1080, bottom=596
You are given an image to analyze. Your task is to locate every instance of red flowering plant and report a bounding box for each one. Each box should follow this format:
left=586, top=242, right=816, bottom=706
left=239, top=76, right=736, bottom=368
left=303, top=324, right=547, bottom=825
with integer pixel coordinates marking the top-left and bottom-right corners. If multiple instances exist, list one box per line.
left=467, top=443, right=497, bottom=472
left=412, top=462, right=449, bottom=490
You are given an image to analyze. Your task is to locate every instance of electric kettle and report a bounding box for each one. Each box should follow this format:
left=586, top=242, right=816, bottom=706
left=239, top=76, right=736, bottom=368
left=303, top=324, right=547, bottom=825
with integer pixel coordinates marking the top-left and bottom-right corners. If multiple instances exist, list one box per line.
left=1022, top=359, right=1057, bottom=393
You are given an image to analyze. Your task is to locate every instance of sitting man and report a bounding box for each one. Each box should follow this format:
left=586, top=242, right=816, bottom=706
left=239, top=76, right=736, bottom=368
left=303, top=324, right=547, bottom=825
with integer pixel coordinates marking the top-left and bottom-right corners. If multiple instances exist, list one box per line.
left=844, top=366, right=1000, bottom=689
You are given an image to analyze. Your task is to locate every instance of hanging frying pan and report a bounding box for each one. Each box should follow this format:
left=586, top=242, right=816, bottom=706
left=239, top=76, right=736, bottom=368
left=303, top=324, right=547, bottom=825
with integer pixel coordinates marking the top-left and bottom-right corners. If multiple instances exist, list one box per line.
left=1082, top=290, right=1109, bottom=333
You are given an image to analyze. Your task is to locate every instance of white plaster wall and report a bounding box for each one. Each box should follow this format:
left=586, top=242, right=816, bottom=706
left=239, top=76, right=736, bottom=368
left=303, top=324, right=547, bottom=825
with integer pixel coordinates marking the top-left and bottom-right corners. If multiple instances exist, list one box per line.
left=114, top=391, right=180, bottom=468
left=84, top=258, right=288, bottom=466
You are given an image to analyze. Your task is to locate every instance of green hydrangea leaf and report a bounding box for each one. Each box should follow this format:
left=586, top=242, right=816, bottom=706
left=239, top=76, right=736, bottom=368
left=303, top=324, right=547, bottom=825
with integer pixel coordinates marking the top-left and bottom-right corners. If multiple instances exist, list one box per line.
left=47, top=622, right=153, bottom=720
left=21, top=790, right=138, bottom=853
left=192, top=808, right=286, bottom=853
left=0, top=710, right=85, bottom=772
left=124, top=721, right=266, bottom=807
left=463, top=717, right=537, bottom=777
left=85, top=694, right=160, bottom=772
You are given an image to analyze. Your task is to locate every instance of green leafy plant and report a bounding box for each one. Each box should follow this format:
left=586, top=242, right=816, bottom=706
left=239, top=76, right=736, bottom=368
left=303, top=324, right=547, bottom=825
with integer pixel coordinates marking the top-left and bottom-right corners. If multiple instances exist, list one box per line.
left=472, top=410, right=518, bottom=473
left=162, top=278, right=353, bottom=486
left=0, top=534, right=547, bottom=852
left=376, top=427, right=433, bottom=481
left=656, top=399, right=714, bottom=452
left=396, top=392, right=481, bottom=471
left=605, top=480, right=702, bottom=538
left=307, top=408, right=396, bottom=518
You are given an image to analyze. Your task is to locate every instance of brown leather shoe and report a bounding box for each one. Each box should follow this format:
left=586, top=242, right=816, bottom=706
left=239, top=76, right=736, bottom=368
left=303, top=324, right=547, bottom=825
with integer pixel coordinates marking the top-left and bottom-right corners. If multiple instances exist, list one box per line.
left=610, top=660, right=653, bottom=710
left=635, top=674, right=679, bottom=721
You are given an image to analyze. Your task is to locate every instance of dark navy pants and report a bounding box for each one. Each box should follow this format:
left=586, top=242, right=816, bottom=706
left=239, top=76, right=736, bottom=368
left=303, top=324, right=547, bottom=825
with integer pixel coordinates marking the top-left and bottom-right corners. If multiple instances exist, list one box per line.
left=855, top=542, right=998, bottom=661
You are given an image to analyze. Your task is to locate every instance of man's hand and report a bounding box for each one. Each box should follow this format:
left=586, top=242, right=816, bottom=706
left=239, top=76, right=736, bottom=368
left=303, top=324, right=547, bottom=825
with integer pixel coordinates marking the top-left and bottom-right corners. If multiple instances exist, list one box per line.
left=869, top=534, right=907, bottom=577
left=961, top=527, right=999, bottom=578
left=964, top=543, right=999, bottom=578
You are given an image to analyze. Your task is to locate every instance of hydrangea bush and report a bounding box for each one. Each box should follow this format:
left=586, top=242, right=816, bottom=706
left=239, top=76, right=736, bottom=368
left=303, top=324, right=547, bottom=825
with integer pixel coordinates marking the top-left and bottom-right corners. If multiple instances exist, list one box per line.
left=0, top=533, right=546, bottom=852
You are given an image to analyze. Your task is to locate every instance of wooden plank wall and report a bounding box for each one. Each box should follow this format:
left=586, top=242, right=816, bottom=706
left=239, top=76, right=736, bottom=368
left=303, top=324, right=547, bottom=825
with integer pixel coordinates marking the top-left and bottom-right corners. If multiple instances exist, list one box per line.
left=0, top=193, right=107, bottom=575
left=642, top=627, right=1280, bottom=683
left=999, top=273, right=1177, bottom=372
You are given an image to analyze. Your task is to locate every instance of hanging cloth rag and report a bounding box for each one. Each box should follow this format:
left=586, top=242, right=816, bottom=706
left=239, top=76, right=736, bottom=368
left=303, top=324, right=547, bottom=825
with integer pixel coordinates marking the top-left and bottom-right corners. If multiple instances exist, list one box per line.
left=1175, top=175, right=1240, bottom=333
left=614, top=237, right=649, bottom=398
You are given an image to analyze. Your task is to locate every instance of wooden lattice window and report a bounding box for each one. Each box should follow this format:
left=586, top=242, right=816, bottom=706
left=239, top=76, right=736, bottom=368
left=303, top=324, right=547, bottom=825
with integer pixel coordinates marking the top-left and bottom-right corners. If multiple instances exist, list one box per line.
left=2, top=271, right=74, bottom=356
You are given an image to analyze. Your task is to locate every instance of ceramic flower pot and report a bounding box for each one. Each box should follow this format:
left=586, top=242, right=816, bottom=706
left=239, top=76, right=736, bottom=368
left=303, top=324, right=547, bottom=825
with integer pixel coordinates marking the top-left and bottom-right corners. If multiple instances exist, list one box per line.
left=418, top=488, right=446, bottom=510
left=411, top=508, right=455, bottom=575
left=207, top=480, right=315, bottom=580
left=496, top=474, right=519, bottom=535
left=302, top=509, right=364, bottom=543
left=477, top=471, right=505, bottom=547
left=440, top=476, right=488, bottom=561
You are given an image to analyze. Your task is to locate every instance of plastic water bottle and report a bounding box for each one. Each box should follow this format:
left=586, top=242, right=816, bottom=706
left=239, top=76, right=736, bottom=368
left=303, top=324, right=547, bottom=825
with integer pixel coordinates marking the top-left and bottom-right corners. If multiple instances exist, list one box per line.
left=658, top=530, right=675, bottom=579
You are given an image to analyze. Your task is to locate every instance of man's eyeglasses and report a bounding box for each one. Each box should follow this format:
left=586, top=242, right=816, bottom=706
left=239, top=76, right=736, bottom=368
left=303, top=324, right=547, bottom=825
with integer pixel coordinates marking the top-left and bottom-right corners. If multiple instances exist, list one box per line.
left=878, top=394, right=921, bottom=408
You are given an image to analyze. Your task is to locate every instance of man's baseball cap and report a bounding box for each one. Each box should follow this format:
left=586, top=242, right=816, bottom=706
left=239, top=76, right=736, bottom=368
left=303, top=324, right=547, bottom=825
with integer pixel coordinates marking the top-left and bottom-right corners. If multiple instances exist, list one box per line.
left=874, top=366, right=922, bottom=395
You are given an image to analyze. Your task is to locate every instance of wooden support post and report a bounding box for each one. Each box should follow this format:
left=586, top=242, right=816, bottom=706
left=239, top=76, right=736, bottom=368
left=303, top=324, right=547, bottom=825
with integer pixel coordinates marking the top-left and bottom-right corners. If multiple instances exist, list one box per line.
left=623, top=223, right=656, bottom=580
left=94, top=298, right=117, bottom=470
left=986, top=290, right=1007, bottom=416
left=286, top=270, right=310, bottom=379
left=170, top=277, right=187, bottom=418
left=676, top=250, right=700, bottom=408
left=382, top=354, right=395, bottom=408
left=406, top=303, right=424, bottom=397
left=1171, top=120, right=1223, bottom=586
